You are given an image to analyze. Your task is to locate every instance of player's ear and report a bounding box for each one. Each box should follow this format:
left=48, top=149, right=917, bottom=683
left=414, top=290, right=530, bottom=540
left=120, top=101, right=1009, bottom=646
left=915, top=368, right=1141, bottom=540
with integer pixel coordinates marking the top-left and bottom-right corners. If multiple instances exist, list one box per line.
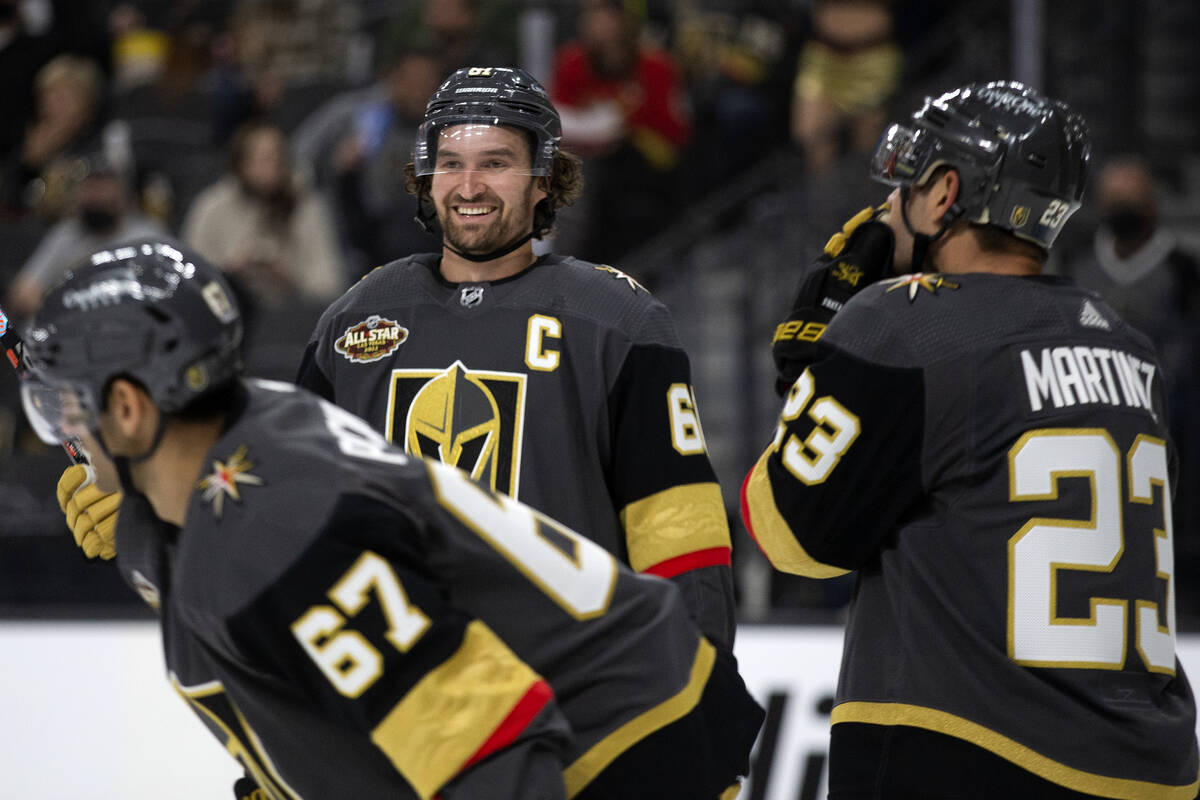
left=933, top=168, right=960, bottom=217
left=105, top=378, right=155, bottom=439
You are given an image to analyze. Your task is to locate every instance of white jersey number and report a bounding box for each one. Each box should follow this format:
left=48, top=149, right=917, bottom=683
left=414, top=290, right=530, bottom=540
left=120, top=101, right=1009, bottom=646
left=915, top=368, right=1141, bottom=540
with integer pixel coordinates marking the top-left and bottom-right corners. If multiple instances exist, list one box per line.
left=428, top=460, right=618, bottom=619
left=772, top=368, right=861, bottom=485
left=291, top=552, right=432, bottom=698
left=1008, top=429, right=1176, bottom=673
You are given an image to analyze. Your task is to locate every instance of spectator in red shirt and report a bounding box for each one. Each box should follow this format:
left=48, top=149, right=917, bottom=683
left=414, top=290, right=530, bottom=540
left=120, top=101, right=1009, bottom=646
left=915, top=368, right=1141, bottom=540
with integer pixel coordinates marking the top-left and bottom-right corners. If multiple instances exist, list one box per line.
left=550, top=0, right=692, bottom=268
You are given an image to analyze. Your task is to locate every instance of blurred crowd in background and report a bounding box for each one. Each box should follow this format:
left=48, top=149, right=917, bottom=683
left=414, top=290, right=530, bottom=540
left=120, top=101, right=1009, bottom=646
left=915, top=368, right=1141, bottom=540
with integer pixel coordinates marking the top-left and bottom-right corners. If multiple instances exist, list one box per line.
left=1, top=0, right=1199, bottom=624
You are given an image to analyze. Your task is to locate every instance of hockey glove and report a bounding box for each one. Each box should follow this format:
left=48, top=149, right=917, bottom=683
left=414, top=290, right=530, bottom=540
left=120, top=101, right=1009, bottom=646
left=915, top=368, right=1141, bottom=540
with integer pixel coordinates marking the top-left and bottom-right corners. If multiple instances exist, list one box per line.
left=771, top=204, right=895, bottom=395
left=57, top=464, right=121, bottom=560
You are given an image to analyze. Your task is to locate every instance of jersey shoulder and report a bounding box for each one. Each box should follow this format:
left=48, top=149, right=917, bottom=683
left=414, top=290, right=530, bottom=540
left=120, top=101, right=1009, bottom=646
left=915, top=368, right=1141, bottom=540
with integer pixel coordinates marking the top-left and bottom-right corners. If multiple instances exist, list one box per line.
left=534, top=254, right=681, bottom=348
left=827, top=273, right=1153, bottom=368
left=320, top=253, right=441, bottom=319
left=172, top=381, right=419, bottom=618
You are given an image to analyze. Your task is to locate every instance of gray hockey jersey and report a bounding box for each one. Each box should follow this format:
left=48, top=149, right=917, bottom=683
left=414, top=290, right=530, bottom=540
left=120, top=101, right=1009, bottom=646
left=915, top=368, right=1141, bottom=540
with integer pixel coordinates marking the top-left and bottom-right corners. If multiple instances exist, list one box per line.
left=296, top=253, right=734, bottom=645
left=743, top=272, right=1199, bottom=797
left=114, top=380, right=760, bottom=799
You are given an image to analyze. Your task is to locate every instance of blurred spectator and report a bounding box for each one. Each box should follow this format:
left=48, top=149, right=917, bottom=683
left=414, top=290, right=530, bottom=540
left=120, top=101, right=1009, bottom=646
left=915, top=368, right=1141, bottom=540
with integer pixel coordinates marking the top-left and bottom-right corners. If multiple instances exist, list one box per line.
left=108, top=3, right=172, bottom=93
left=551, top=0, right=693, bottom=265
left=292, top=48, right=444, bottom=279
left=673, top=0, right=800, bottom=192
left=5, top=158, right=165, bottom=318
left=0, top=0, right=56, bottom=171
left=790, top=0, right=901, bottom=175
left=377, top=0, right=515, bottom=74
left=208, top=7, right=286, bottom=146
left=181, top=119, right=345, bottom=314
left=1, top=54, right=133, bottom=220
left=226, top=0, right=358, bottom=84
left=1058, top=157, right=1200, bottom=389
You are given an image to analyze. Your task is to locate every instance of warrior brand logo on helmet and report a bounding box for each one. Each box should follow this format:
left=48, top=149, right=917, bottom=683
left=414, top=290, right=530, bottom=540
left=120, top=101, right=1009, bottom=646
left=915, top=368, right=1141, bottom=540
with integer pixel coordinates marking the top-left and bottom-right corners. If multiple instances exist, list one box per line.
left=974, top=85, right=1047, bottom=118
left=63, top=274, right=170, bottom=310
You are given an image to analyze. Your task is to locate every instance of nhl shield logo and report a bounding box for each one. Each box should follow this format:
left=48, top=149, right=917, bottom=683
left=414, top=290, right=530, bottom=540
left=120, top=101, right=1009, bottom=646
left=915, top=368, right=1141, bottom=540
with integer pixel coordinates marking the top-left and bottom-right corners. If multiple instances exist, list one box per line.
left=460, top=285, right=485, bottom=308
left=335, top=315, right=409, bottom=364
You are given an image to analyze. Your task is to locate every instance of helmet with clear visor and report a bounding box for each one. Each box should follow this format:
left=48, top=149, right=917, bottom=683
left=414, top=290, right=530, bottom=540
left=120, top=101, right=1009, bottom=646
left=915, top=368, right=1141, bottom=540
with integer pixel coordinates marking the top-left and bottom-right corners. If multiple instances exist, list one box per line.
left=869, top=80, right=1091, bottom=250
left=20, top=239, right=242, bottom=450
left=413, top=66, right=561, bottom=177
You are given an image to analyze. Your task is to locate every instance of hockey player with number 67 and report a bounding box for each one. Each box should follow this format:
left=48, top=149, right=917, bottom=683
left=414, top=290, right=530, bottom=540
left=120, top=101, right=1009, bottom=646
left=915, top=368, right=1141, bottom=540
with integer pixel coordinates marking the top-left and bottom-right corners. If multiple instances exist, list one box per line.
left=21, top=240, right=763, bottom=799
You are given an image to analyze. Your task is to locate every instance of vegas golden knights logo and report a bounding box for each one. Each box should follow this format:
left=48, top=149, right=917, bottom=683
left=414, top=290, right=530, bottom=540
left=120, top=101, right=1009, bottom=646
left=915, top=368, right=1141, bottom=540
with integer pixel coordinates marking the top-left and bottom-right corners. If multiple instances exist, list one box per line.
left=386, top=361, right=526, bottom=496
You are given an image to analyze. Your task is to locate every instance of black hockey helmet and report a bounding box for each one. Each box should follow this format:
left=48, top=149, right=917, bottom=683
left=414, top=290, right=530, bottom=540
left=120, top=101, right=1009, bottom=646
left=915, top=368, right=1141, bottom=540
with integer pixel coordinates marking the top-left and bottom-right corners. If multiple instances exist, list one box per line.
left=20, top=238, right=242, bottom=447
left=413, top=66, right=561, bottom=176
left=870, top=80, right=1091, bottom=250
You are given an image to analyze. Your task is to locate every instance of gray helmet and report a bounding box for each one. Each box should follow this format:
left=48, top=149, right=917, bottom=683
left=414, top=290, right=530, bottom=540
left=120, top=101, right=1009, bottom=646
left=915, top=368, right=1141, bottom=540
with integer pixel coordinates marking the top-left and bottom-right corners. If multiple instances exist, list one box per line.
left=413, top=66, right=561, bottom=176
left=870, top=80, right=1091, bottom=250
left=21, top=239, right=242, bottom=446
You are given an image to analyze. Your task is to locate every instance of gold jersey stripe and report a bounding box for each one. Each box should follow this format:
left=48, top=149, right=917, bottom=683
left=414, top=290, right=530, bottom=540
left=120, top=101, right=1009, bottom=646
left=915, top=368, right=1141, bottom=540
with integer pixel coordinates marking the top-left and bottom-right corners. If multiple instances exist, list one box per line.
left=621, top=482, right=731, bottom=573
left=564, top=637, right=716, bottom=797
left=833, top=701, right=1200, bottom=800
left=370, top=620, right=545, bottom=800
left=742, top=452, right=849, bottom=578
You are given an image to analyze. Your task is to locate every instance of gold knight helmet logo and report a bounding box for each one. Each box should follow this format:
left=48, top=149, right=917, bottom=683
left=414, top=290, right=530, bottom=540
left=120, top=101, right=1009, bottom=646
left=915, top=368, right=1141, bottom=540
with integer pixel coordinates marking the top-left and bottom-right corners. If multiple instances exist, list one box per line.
left=407, top=362, right=502, bottom=487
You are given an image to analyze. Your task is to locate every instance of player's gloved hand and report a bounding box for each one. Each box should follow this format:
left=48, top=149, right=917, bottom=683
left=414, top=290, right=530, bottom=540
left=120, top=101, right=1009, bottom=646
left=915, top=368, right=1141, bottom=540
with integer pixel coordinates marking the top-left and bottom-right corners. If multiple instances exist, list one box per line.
left=233, top=775, right=267, bottom=800
left=771, top=203, right=895, bottom=395
left=57, top=464, right=121, bottom=560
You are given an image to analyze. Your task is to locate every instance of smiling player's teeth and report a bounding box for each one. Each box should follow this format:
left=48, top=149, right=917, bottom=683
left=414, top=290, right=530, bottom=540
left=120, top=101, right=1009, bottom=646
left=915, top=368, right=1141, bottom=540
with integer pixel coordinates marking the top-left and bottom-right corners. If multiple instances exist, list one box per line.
left=458, top=207, right=491, bottom=216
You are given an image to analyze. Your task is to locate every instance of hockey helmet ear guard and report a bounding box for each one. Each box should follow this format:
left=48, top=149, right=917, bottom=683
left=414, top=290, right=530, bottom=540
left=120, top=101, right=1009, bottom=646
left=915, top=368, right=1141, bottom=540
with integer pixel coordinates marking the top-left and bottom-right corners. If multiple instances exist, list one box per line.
left=413, top=66, right=561, bottom=177
left=869, top=80, right=1092, bottom=250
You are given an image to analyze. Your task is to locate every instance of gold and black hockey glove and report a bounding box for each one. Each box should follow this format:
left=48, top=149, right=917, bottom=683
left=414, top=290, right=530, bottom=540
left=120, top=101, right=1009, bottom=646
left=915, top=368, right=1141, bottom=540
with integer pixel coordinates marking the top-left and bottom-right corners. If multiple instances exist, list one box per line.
left=771, top=203, right=895, bottom=395
left=57, top=464, right=121, bottom=560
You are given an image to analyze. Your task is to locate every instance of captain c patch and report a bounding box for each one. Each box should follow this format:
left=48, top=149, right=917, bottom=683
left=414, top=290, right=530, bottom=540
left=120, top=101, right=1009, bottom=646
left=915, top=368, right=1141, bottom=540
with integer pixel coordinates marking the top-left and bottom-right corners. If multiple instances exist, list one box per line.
left=335, top=315, right=409, bottom=363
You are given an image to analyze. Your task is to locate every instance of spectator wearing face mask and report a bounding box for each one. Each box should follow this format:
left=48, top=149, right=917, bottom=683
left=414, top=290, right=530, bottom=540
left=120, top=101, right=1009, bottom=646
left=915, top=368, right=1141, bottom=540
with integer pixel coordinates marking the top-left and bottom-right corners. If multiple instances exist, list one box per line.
left=4, top=157, right=165, bottom=318
left=1057, top=156, right=1200, bottom=380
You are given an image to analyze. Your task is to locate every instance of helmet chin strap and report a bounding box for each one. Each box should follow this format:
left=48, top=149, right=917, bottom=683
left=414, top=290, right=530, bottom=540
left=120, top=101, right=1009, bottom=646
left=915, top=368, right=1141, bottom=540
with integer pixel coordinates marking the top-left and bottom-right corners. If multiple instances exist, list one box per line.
left=93, top=410, right=170, bottom=486
left=444, top=230, right=535, bottom=263
left=899, top=186, right=960, bottom=271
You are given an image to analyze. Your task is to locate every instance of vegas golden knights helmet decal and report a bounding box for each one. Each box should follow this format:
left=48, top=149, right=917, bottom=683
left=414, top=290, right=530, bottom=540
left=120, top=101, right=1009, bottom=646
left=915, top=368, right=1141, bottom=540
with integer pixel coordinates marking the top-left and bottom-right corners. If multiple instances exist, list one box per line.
left=387, top=360, right=526, bottom=496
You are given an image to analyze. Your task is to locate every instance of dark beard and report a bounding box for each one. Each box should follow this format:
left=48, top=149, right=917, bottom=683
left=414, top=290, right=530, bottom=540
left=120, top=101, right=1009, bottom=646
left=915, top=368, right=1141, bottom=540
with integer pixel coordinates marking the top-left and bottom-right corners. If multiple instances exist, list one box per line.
left=441, top=185, right=536, bottom=256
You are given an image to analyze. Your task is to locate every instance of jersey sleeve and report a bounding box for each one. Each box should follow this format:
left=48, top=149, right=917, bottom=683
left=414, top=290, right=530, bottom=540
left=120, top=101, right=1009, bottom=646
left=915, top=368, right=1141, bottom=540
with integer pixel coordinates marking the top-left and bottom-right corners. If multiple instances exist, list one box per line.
left=227, top=495, right=570, bottom=800
left=606, top=301, right=734, bottom=645
left=740, top=336, right=926, bottom=576
left=295, top=338, right=335, bottom=401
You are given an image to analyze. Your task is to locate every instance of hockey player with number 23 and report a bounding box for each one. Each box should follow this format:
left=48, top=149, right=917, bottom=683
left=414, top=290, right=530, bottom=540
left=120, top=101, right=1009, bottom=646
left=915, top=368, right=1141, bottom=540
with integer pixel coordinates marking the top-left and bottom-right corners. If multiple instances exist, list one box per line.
left=743, top=81, right=1198, bottom=798
left=20, top=240, right=763, bottom=799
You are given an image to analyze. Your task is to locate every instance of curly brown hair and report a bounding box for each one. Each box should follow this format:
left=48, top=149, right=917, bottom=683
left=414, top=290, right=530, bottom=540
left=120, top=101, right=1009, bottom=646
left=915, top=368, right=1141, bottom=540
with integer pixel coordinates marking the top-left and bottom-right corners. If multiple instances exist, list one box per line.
left=404, top=149, right=584, bottom=239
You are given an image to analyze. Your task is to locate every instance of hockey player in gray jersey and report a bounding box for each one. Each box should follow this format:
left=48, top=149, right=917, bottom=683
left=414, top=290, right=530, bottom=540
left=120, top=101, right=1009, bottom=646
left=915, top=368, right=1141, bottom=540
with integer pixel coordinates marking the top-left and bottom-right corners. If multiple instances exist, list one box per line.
left=21, top=240, right=763, bottom=800
left=744, top=82, right=1199, bottom=797
left=295, top=66, right=736, bottom=651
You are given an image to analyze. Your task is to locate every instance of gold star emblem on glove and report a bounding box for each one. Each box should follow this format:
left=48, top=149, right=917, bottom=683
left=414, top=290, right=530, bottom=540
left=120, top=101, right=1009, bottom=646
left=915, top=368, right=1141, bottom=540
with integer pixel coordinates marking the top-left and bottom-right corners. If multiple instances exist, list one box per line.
left=884, top=272, right=960, bottom=301
left=197, top=444, right=263, bottom=517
